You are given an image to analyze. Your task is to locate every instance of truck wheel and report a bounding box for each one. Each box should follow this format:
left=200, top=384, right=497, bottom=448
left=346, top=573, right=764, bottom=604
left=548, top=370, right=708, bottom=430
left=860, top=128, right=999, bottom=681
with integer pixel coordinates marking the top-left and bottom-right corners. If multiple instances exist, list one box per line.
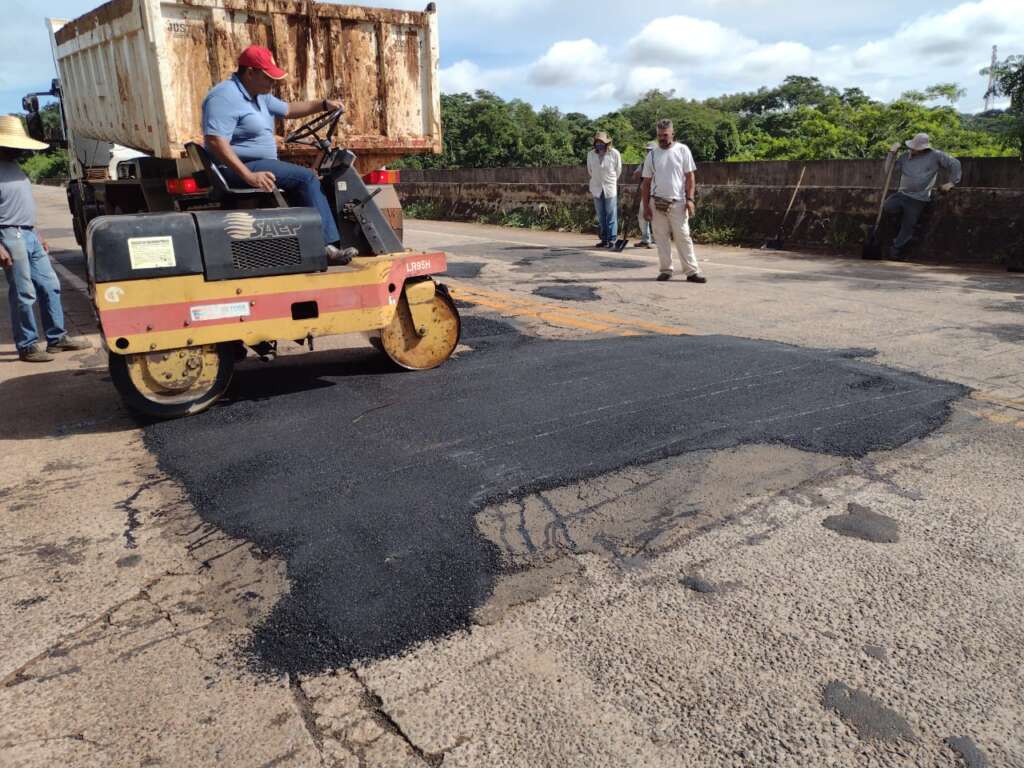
left=109, top=343, right=235, bottom=419
left=379, top=284, right=460, bottom=370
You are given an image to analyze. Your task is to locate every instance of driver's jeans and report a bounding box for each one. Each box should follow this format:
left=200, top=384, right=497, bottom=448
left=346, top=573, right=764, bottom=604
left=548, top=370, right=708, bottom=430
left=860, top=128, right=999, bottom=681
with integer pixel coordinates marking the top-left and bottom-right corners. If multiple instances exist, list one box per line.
left=221, top=159, right=340, bottom=245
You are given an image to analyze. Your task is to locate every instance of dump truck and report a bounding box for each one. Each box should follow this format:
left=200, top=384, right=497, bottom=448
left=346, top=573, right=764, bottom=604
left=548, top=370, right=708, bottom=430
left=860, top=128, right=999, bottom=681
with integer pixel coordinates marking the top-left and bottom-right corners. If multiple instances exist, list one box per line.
left=21, top=0, right=460, bottom=419
left=24, top=0, right=441, bottom=244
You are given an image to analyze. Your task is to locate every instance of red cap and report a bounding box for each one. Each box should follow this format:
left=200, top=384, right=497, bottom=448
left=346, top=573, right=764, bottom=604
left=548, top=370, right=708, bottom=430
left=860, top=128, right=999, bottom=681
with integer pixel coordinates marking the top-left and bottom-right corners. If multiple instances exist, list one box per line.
left=237, top=45, right=287, bottom=80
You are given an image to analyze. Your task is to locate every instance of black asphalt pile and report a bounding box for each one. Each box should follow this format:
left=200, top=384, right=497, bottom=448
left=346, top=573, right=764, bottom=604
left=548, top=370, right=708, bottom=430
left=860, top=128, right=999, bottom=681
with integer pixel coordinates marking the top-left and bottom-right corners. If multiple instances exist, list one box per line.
left=144, top=331, right=965, bottom=674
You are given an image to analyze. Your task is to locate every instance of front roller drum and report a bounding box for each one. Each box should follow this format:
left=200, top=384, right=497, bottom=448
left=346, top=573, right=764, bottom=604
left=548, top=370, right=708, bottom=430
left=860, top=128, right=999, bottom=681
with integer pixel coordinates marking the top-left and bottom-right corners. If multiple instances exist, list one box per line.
left=379, top=282, right=461, bottom=370
left=109, top=343, right=236, bottom=419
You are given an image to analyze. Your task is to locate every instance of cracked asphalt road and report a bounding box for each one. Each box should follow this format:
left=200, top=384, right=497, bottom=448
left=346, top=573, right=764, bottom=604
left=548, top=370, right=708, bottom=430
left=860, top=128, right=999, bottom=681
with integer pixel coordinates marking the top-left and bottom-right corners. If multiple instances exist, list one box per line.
left=2, top=191, right=1023, bottom=767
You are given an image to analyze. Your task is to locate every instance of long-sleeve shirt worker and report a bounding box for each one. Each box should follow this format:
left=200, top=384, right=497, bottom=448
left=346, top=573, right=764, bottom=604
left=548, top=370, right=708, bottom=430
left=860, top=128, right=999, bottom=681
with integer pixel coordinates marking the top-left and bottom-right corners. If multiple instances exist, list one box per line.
left=587, top=147, right=622, bottom=198
left=895, top=149, right=962, bottom=202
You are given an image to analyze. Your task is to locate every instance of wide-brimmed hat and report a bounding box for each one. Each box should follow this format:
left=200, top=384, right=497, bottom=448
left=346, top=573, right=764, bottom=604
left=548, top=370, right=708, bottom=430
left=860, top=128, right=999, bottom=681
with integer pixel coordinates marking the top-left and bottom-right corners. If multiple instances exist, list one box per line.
left=906, top=133, right=931, bottom=151
left=238, top=45, right=287, bottom=80
left=0, top=115, right=48, bottom=151
left=593, top=131, right=611, bottom=144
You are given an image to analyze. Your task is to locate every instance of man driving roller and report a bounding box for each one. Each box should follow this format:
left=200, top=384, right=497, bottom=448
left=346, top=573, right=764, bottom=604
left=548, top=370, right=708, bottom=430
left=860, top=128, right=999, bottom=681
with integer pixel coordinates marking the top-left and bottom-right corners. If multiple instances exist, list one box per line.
left=202, top=45, right=354, bottom=265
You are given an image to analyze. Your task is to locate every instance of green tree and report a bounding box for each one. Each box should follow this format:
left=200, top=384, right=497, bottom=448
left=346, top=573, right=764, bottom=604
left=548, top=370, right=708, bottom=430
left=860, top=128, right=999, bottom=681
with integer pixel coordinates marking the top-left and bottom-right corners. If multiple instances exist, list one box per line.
left=982, top=54, right=1024, bottom=158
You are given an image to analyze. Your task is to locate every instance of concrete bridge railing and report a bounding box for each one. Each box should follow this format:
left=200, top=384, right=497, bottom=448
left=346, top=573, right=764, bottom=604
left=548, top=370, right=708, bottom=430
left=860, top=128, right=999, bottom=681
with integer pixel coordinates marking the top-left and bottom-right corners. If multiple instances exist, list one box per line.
left=396, top=158, right=1024, bottom=265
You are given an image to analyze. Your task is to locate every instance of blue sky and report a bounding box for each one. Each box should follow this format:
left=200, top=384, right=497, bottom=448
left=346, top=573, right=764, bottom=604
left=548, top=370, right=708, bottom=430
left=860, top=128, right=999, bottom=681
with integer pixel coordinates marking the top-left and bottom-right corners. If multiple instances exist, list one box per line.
left=2, top=0, right=1020, bottom=118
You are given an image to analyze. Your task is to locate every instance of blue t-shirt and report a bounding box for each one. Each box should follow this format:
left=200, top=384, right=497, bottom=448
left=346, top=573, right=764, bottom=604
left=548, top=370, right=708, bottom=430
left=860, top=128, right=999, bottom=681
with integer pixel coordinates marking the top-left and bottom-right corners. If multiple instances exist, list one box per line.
left=201, top=75, right=288, bottom=161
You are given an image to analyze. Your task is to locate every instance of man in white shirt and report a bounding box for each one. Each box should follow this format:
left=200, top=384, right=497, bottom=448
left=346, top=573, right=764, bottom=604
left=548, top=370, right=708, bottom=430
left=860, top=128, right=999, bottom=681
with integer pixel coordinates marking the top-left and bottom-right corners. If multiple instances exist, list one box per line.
left=586, top=131, right=622, bottom=248
left=642, top=119, right=706, bottom=283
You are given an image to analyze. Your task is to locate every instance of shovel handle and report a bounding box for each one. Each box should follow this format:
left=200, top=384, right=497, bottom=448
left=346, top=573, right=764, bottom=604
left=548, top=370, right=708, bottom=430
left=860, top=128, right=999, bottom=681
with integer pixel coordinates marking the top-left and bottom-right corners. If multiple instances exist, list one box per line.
left=779, top=166, right=806, bottom=227
left=874, top=155, right=897, bottom=228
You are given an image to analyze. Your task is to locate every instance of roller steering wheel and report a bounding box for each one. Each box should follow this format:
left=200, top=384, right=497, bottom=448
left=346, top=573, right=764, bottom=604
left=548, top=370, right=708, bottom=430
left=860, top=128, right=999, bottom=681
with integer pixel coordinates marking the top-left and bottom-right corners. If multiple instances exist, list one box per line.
left=284, top=106, right=345, bottom=151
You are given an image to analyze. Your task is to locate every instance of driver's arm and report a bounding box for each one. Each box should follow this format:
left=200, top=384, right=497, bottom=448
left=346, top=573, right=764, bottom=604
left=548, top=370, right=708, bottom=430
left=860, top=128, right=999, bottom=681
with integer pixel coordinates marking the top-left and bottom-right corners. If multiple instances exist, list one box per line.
left=204, top=135, right=276, bottom=193
left=287, top=98, right=343, bottom=119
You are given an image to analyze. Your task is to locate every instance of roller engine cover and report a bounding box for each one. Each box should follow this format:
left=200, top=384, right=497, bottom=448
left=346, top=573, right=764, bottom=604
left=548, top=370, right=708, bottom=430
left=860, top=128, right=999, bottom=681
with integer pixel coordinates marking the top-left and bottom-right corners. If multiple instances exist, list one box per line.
left=86, top=208, right=328, bottom=284
left=193, top=207, right=326, bottom=281
left=86, top=212, right=204, bottom=283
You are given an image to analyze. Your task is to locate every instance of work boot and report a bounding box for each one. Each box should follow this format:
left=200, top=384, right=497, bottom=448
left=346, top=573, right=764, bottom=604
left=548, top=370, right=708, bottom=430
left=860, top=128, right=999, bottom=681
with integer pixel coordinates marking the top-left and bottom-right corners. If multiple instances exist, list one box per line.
left=19, top=344, right=54, bottom=363
left=325, top=244, right=357, bottom=266
left=686, top=274, right=708, bottom=284
left=656, top=272, right=671, bottom=282
left=46, top=336, right=91, bottom=353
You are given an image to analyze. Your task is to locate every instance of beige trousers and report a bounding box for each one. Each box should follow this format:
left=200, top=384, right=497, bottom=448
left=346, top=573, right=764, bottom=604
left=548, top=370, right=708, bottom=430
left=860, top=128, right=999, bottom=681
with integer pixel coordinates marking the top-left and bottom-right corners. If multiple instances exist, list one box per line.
left=651, top=201, right=700, bottom=276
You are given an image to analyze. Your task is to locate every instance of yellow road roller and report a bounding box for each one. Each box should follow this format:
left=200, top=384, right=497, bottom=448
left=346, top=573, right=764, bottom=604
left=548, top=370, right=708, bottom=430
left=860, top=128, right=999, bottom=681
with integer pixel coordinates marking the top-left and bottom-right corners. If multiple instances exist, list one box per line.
left=86, top=111, right=459, bottom=418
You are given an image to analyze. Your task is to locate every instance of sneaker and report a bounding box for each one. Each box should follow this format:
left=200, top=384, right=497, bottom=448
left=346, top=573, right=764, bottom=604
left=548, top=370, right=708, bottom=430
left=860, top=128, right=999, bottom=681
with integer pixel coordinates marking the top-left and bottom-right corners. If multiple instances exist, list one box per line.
left=593, top=241, right=608, bottom=249
left=46, top=336, right=91, bottom=353
left=326, top=244, right=357, bottom=266
left=686, top=274, right=708, bottom=284
left=19, top=344, right=54, bottom=363
left=656, top=272, right=672, bottom=282
left=634, top=241, right=653, bottom=249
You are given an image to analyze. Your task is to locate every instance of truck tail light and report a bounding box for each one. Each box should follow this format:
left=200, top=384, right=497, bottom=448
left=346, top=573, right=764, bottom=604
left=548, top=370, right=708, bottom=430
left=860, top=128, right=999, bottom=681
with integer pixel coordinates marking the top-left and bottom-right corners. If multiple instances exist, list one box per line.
left=166, top=177, right=204, bottom=195
left=363, top=169, right=400, bottom=185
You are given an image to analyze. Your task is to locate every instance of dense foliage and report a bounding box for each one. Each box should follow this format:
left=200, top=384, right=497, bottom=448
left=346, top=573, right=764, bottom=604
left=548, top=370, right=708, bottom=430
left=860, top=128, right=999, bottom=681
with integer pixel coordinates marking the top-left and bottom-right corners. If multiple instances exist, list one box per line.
left=399, top=75, right=1019, bottom=169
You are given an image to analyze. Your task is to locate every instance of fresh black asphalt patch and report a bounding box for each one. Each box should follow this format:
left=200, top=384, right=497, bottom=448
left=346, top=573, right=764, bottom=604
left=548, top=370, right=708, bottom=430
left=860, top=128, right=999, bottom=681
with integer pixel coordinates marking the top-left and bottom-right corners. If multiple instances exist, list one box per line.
left=144, top=329, right=965, bottom=675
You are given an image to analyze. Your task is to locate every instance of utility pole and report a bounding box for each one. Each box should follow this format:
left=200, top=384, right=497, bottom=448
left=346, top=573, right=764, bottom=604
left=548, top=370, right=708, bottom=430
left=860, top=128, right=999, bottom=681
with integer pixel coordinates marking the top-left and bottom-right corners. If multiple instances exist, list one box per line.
left=984, top=45, right=998, bottom=112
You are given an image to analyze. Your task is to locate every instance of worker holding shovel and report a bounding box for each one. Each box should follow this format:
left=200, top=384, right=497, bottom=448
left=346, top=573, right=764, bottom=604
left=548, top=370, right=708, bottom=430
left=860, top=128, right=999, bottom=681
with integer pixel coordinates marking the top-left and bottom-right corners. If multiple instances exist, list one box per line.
left=882, top=133, right=961, bottom=260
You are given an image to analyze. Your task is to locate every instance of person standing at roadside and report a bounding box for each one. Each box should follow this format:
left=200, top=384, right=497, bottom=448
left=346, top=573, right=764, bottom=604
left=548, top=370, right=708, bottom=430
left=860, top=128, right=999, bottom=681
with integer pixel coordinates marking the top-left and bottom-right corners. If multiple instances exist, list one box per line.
left=0, top=115, right=89, bottom=362
left=642, top=119, right=706, bottom=283
left=631, top=141, right=656, bottom=249
left=586, top=131, right=621, bottom=248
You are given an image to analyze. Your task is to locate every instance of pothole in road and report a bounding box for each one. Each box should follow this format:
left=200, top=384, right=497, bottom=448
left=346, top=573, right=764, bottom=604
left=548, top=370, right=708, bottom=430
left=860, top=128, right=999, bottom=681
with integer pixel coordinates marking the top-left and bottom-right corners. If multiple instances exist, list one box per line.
left=441, top=261, right=484, bottom=279
left=532, top=285, right=600, bottom=302
left=822, top=680, right=917, bottom=743
left=145, top=332, right=966, bottom=675
left=822, top=503, right=900, bottom=543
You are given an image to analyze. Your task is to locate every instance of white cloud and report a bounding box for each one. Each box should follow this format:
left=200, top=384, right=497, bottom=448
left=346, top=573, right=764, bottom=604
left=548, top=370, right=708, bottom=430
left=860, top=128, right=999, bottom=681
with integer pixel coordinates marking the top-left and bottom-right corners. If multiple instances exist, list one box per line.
left=626, top=16, right=757, bottom=64
left=439, top=60, right=520, bottom=94
left=614, top=66, right=686, bottom=101
left=529, top=39, right=609, bottom=86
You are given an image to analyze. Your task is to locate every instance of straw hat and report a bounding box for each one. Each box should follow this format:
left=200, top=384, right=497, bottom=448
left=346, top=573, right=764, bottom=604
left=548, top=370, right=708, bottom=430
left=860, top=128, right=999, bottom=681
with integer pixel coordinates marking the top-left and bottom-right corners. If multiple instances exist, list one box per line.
left=0, top=115, right=48, bottom=151
left=905, top=133, right=931, bottom=151
left=593, top=131, right=611, bottom=145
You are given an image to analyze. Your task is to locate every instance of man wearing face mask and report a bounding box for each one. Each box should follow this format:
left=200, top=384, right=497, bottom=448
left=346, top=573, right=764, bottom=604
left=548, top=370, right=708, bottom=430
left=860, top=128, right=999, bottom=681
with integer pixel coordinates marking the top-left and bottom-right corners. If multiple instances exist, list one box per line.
left=202, top=45, right=353, bottom=265
left=586, top=131, right=622, bottom=248
left=642, top=119, right=706, bottom=283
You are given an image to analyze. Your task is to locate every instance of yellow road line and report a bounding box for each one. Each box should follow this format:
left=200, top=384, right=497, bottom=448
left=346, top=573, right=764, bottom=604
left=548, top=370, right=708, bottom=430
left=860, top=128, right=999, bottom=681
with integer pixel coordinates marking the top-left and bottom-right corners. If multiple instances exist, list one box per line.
left=447, top=282, right=692, bottom=337
left=968, top=392, right=1024, bottom=430
left=971, top=392, right=1024, bottom=410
